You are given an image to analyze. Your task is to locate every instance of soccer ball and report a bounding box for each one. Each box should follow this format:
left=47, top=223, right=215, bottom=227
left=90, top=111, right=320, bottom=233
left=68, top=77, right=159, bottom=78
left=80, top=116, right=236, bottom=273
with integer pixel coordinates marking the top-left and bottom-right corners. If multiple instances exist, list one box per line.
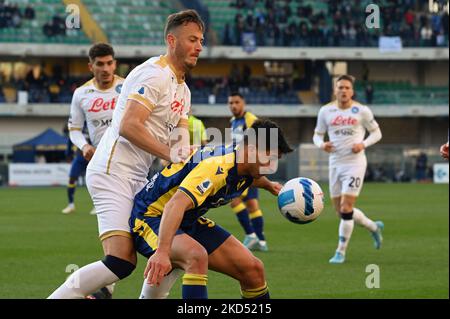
left=277, top=177, right=324, bottom=224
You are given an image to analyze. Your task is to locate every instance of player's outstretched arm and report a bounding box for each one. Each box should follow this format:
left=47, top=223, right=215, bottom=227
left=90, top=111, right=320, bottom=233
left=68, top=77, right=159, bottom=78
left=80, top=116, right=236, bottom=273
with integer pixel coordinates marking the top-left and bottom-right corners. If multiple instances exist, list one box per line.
left=252, top=176, right=283, bottom=196
left=144, top=190, right=194, bottom=286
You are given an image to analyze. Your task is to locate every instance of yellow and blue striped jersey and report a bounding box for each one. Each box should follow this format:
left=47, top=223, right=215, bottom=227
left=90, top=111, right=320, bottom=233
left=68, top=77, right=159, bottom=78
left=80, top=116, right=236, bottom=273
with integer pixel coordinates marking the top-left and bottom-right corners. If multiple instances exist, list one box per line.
left=230, top=111, right=258, bottom=144
left=132, top=144, right=254, bottom=226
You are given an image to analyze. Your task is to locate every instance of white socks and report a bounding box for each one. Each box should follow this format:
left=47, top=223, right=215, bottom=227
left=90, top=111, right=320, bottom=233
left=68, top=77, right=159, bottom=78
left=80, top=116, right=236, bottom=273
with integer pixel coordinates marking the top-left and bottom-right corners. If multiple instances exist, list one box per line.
left=139, top=268, right=183, bottom=299
left=337, top=218, right=354, bottom=255
left=48, top=261, right=119, bottom=299
left=353, top=208, right=378, bottom=232
left=336, top=207, right=378, bottom=255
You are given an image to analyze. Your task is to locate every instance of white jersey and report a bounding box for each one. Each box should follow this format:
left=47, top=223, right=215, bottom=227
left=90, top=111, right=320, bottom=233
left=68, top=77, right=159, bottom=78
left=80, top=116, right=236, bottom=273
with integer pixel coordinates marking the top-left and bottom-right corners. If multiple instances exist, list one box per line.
left=88, top=55, right=191, bottom=181
left=68, top=75, right=124, bottom=147
left=314, top=101, right=379, bottom=167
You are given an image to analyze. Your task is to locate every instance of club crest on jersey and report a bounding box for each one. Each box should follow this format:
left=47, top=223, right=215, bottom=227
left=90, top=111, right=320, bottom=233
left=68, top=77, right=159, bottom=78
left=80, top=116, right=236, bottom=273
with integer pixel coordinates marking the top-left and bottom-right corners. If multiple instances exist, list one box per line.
left=85, top=89, right=95, bottom=94
left=196, top=179, right=212, bottom=195
left=115, top=84, right=123, bottom=94
left=351, top=106, right=359, bottom=114
left=216, top=166, right=224, bottom=175
left=138, top=87, right=145, bottom=95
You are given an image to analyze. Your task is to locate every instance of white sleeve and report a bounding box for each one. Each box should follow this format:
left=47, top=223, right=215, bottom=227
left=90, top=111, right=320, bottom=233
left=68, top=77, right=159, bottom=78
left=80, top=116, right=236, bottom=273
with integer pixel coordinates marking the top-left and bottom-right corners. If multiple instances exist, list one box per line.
left=69, top=129, right=88, bottom=150
left=68, top=90, right=89, bottom=150
left=313, top=108, right=327, bottom=148
left=127, top=70, right=165, bottom=112
left=313, top=132, right=325, bottom=149
left=361, top=107, right=381, bottom=148
left=314, top=108, right=327, bottom=135
left=361, top=106, right=380, bottom=132
left=363, top=127, right=382, bottom=148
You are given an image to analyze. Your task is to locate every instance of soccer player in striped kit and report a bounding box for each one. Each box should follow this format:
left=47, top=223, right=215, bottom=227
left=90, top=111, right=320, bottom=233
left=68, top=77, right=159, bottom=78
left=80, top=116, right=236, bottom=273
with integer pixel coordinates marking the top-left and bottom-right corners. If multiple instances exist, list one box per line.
left=228, top=92, right=268, bottom=252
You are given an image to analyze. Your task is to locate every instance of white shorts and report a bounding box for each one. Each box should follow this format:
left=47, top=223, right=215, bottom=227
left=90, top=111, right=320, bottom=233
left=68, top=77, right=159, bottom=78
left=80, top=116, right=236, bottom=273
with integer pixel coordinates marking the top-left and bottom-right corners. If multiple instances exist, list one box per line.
left=86, top=170, right=146, bottom=241
left=329, top=164, right=366, bottom=198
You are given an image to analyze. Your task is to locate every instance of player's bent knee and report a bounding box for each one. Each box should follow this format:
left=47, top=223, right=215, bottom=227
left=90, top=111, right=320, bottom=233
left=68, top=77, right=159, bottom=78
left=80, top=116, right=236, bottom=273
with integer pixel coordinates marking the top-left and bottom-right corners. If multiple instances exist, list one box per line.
left=185, top=246, right=208, bottom=273
left=230, top=197, right=242, bottom=207
left=246, top=200, right=259, bottom=212
left=340, top=203, right=354, bottom=213
left=102, top=255, right=136, bottom=280
left=240, top=256, right=265, bottom=286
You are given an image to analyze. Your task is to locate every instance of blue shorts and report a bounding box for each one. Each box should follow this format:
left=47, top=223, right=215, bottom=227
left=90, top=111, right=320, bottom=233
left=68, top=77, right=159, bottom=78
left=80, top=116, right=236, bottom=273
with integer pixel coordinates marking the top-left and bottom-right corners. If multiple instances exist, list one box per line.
left=240, top=186, right=259, bottom=201
left=130, top=214, right=231, bottom=258
left=69, top=153, right=88, bottom=179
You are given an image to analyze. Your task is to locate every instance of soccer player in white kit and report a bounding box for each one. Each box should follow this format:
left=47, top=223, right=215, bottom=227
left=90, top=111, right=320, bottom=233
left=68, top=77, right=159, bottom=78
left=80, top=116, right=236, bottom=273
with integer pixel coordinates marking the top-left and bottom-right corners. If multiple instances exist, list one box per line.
left=64, top=43, right=124, bottom=298
left=48, top=10, right=204, bottom=298
left=313, top=75, right=384, bottom=264
left=62, top=43, right=123, bottom=217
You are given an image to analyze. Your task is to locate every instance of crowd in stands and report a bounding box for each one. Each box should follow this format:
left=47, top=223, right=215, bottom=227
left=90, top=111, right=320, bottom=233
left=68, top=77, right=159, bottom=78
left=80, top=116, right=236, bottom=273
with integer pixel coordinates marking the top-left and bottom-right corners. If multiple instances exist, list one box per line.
left=0, top=65, right=87, bottom=104
left=224, top=0, right=449, bottom=47
left=42, top=14, right=67, bottom=38
left=0, top=0, right=67, bottom=39
left=0, top=1, right=35, bottom=29
left=0, top=61, right=302, bottom=104
left=186, top=63, right=302, bottom=104
left=1, top=0, right=448, bottom=46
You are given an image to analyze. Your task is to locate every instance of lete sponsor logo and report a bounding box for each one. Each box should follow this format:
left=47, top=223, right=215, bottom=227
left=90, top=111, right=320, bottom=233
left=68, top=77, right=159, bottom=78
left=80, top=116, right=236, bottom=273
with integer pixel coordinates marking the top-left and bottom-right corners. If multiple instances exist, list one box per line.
left=330, top=116, right=358, bottom=126
left=88, top=98, right=117, bottom=112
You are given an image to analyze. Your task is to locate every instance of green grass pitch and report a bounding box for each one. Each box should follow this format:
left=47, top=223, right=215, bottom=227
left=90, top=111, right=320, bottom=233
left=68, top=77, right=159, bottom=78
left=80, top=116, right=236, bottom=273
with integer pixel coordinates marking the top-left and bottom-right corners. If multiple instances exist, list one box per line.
left=0, top=183, right=448, bottom=298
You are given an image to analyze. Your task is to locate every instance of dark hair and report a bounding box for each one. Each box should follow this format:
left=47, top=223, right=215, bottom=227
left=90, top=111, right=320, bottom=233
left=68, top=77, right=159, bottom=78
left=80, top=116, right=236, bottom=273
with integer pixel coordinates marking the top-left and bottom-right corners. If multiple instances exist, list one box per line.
left=244, top=119, right=294, bottom=155
left=89, top=43, right=115, bottom=62
left=164, top=9, right=205, bottom=38
left=229, top=92, right=245, bottom=100
left=336, top=74, right=355, bottom=86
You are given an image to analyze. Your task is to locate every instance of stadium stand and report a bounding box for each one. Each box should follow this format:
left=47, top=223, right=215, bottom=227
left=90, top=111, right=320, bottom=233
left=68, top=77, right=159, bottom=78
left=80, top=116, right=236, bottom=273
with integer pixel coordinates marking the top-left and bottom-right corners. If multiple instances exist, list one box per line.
left=215, top=0, right=449, bottom=47
left=0, top=0, right=90, bottom=44
left=354, top=81, right=449, bottom=105
left=0, top=0, right=448, bottom=105
left=82, top=0, right=173, bottom=45
left=1, top=0, right=447, bottom=47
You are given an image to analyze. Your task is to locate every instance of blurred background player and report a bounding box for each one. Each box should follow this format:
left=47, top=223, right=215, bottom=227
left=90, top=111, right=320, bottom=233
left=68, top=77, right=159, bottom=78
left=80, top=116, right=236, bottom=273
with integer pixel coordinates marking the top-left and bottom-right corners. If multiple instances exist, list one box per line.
left=65, top=42, right=124, bottom=298
left=228, top=92, right=268, bottom=251
left=61, top=123, right=94, bottom=214
left=64, top=43, right=124, bottom=217
left=188, top=113, right=208, bottom=146
left=313, top=75, right=384, bottom=264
